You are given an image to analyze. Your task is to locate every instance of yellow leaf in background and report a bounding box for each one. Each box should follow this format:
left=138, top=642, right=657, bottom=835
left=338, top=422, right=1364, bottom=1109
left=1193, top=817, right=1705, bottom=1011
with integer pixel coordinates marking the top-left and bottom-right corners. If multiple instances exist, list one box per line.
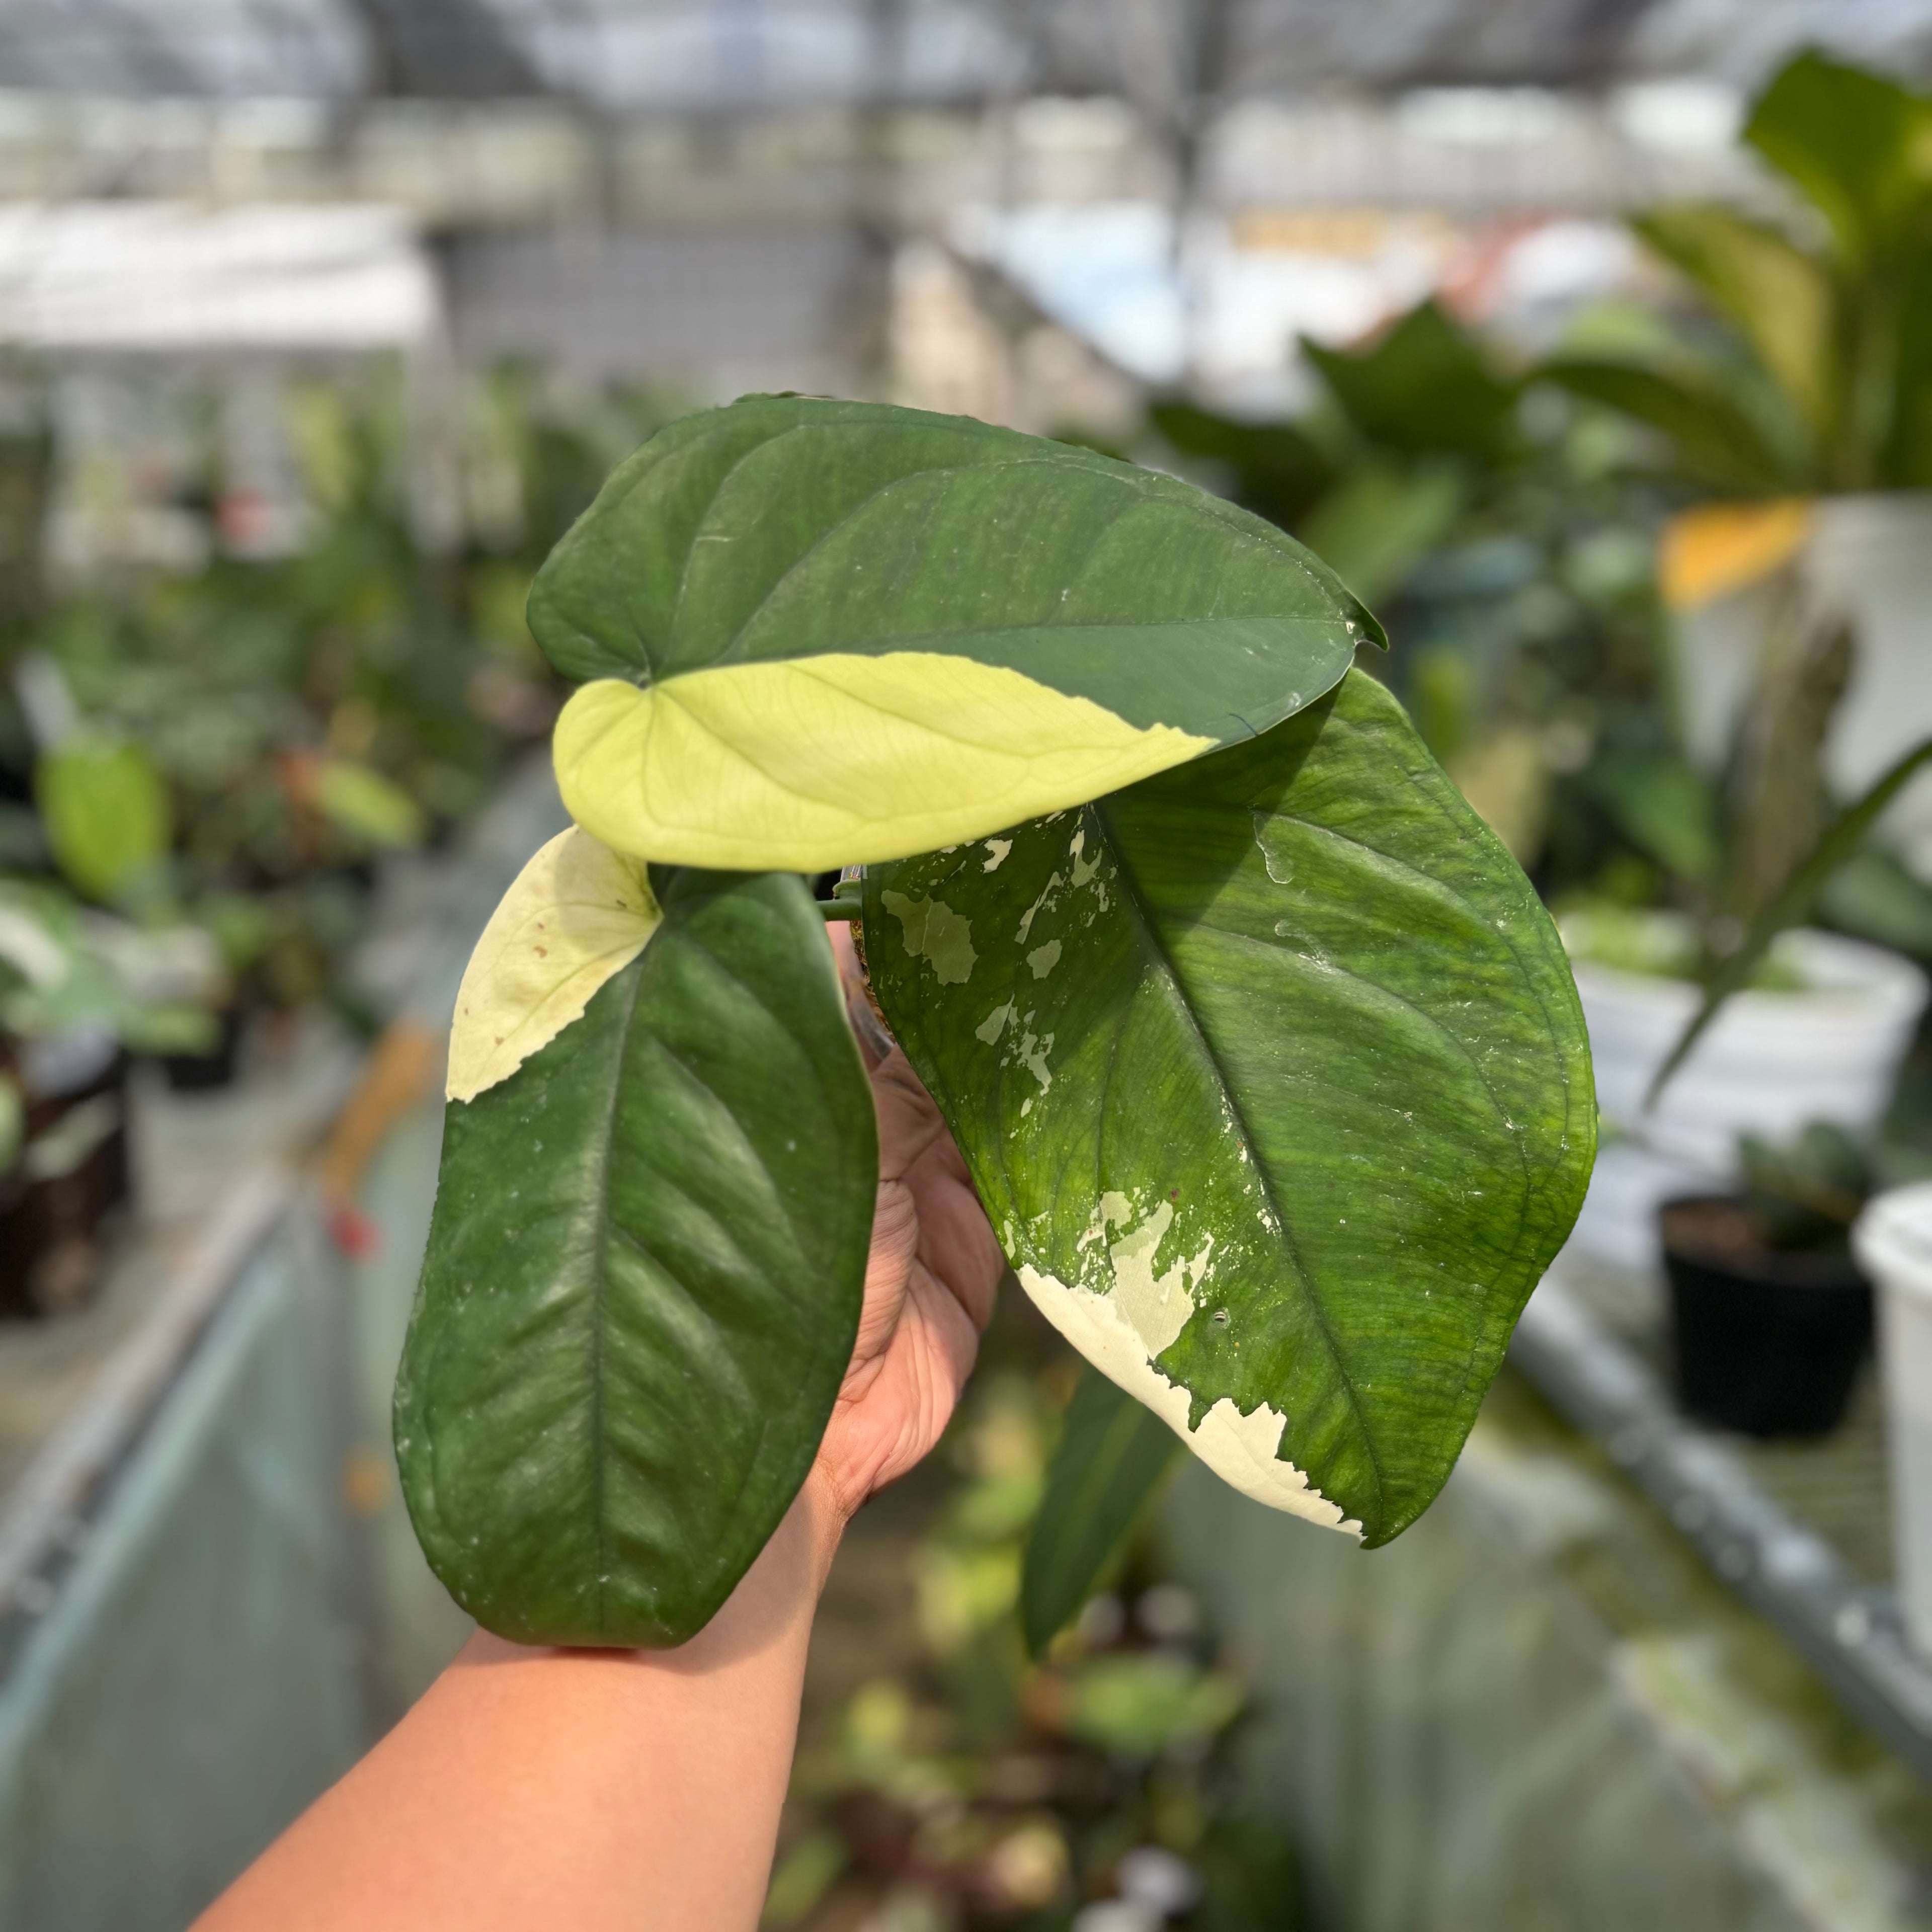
left=445, top=827, right=660, bottom=1103
left=1659, top=499, right=1812, bottom=609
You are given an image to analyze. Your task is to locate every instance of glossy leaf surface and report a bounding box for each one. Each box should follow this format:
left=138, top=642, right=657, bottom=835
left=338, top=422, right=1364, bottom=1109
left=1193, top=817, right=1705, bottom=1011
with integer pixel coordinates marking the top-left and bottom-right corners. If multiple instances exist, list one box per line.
left=1021, top=1368, right=1182, bottom=1657
left=532, top=396, right=1379, bottom=871
left=863, top=671, right=1594, bottom=1548
left=396, top=866, right=877, bottom=1646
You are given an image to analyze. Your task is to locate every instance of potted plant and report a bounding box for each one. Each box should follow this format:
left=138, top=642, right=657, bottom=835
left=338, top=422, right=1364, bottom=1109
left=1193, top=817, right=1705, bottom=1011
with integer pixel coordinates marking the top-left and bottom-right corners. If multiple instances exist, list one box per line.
left=1560, top=903, right=1924, bottom=1270
left=1661, top=1120, right=1881, bottom=1437
left=1856, top=1181, right=1932, bottom=1657
left=1155, top=298, right=1674, bottom=876
left=1540, top=52, right=1932, bottom=1263
left=0, top=878, right=209, bottom=1314
left=390, top=394, right=1596, bottom=1650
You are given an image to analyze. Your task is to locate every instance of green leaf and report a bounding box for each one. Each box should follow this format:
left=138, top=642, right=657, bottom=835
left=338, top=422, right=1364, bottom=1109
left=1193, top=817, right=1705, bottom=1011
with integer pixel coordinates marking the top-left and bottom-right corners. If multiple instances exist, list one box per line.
left=310, top=757, right=427, bottom=850
left=1303, top=301, right=1518, bottom=457
left=395, top=865, right=878, bottom=1647
left=0, top=1074, right=22, bottom=1177
left=532, top=396, right=1380, bottom=872
left=1649, top=734, right=1932, bottom=1109
left=1021, top=1368, right=1183, bottom=1657
left=1295, top=459, right=1467, bottom=608
left=37, top=735, right=171, bottom=905
left=1815, top=844, right=1932, bottom=961
left=1633, top=205, right=1837, bottom=444
left=1149, top=400, right=1339, bottom=527
left=1579, top=752, right=1722, bottom=884
left=1744, top=53, right=1932, bottom=270
left=761, top=1830, right=848, bottom=1928
left=862, top=670, right=1594, bottom=1548
left=1537, top=357, right=1798, bottom=494
left=1885, top=248, right=1932, bottom=486
left=1058, top=1653, right=1243, bottom=1755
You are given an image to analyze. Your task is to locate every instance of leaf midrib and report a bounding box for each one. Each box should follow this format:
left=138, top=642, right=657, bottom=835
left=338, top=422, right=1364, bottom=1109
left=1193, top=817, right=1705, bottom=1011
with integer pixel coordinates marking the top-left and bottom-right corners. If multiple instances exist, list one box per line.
left=1090, top=797, right=1391, bottom=1526
left=585, top=952, right=651, bottom=1632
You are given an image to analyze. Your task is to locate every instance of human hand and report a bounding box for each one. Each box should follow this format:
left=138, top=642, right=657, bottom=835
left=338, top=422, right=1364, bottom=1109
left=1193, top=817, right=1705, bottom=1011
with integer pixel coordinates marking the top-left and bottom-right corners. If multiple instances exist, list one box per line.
left=809, top=927, right=1005, bottom=1537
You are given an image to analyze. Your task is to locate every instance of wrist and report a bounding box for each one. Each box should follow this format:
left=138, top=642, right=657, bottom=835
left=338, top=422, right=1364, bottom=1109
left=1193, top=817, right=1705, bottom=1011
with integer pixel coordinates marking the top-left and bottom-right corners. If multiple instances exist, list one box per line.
left=456, top=1477, right=847, bottom=1675
left=800, top=1463, right=853, bottom=1591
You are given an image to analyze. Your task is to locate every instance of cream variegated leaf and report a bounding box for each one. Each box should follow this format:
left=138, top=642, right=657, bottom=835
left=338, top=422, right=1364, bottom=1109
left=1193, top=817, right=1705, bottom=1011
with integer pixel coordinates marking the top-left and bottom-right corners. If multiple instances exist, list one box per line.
left=447, top=826, right=661, bottom=1103
left=863, top=672, right=1595, bottom=1552
left=554, top=655, right=1213, bottom=874
left=401, top=866, right=877, bottom=1648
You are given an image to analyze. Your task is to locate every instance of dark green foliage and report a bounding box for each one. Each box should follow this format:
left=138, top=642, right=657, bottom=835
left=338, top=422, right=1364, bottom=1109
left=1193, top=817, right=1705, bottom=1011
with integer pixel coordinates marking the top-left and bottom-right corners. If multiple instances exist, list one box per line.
left=528, top=393, right=1381, bottom=738
left=398, top=398, right=1603, bottom=1649
left=863, top=672, right=1595, bottom=1548
left=1149, top=401, right=1338, bottom=527
left=1303, top=300, right=1520, bottom=458
left=1740, top=1121, right=1873, bottom=1253
left=1021, top=1371, right=1183, bottom=1657
left=396, top=867, right=877, bottom=1646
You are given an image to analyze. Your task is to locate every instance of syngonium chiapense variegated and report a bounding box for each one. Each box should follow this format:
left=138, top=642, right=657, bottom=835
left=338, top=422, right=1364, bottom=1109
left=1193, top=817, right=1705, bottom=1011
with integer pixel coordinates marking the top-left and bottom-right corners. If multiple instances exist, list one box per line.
left=395, top=396, right=1596, bottom=1649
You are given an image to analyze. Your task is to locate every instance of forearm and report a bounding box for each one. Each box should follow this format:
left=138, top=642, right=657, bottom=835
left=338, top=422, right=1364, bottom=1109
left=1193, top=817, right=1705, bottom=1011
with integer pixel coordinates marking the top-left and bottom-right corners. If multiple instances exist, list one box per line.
left=196, top=1476, right=846, bottom=1932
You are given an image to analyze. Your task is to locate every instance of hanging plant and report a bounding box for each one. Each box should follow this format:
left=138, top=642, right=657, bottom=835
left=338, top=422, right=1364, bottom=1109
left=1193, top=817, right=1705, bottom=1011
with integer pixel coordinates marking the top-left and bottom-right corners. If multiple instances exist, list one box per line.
left=394, top=396, right=1596, bottom=1648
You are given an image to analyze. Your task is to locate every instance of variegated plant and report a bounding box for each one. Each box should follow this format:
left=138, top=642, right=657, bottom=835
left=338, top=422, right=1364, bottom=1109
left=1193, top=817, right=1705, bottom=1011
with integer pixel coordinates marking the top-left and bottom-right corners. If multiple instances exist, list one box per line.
left=394, top=396, right=1596, bottom=1649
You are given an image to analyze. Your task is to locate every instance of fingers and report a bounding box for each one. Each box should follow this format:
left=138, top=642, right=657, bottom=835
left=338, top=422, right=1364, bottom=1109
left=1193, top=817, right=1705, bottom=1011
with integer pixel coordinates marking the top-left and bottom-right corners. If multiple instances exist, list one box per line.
left=843, top=1178, right=915, bottom=1390
left=904, top=1258, right=984, bottom=1422
left=905, top=1150, right=1003, bottom=1334
left=831, top=926, right=892, bottom=1066
left=830, top=919, right=1002, bottom=1335
left=869, top=1052, right=951, bottom=1184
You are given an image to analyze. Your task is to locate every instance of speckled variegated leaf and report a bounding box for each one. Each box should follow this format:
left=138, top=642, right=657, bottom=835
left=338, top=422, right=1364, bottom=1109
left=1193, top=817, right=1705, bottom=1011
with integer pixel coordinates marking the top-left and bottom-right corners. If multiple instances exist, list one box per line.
left=533, top=395, right=1379, bottom=872
left=395, top=866, right=877, bottom=1647
left=861, top=670, right=1594, bottom=1548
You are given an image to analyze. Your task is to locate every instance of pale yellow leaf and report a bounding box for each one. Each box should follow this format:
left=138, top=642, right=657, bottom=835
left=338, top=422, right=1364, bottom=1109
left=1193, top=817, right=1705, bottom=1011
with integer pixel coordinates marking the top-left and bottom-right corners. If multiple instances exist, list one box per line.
left=446, top=827, right=660, bottom=1103
left=551, top=652, right=1213, bottom=872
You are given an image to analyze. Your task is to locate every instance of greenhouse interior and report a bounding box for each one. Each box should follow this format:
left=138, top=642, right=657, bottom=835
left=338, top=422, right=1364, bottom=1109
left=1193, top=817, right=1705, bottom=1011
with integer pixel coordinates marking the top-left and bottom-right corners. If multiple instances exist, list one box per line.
left=13, top=1, right=1932, bottom=1928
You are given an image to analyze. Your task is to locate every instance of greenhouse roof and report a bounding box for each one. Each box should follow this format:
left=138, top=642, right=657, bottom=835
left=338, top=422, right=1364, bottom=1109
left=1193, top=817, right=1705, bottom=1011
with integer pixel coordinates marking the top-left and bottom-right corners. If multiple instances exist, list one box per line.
left=3, top=0, right=1930, bottom=109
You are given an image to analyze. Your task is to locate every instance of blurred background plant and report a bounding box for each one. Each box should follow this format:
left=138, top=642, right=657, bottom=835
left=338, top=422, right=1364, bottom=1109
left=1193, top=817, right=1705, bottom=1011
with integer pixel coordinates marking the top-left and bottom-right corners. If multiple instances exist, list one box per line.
left=1148, top=296, right=1680, bottom=906
left=767, top=1350, right=1302, bottom=1932
left=0, top=358, right=678, bottom=1302
left=1143, top=51, right=1932, bottom=1004
left=1538, top=53, right=1932, bottom=980
left=10, top=10, right=1932, bottom=1924
left=0, top=364, right=675, bottom=1035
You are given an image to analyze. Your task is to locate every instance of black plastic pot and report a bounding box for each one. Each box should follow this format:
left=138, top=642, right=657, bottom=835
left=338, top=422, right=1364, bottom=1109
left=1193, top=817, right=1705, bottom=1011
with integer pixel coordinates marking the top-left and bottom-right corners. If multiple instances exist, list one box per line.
left=1661, top=1194, right=1872, bottom=1438
left=0, top=1034, right=130, bottom=1319
left=160, top=1003, right=246, bottom=1092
